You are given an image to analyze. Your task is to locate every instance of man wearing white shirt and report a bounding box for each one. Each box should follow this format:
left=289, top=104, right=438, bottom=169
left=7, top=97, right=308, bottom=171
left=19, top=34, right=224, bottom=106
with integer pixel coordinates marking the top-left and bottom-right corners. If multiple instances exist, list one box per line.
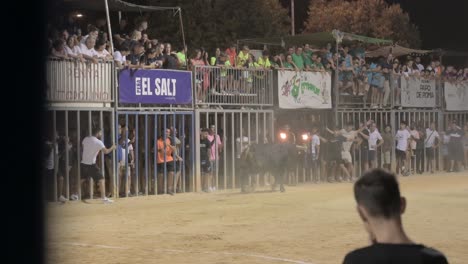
left=80, top=26, right=99, bottom=45
left=81, top=127, right=116, bottom=203
left=114, top=46, right=130, bottom=68
left=425, top=122, right=439, bottom=173
left=415, top=57, right=425, bottom=72
left=366, top=123, right=384, bottom=169
left=395, top=121, right=411, bottom=176
left=307, top=126, right=321, bottom=182
left=80, top=37, right=98, bottom=63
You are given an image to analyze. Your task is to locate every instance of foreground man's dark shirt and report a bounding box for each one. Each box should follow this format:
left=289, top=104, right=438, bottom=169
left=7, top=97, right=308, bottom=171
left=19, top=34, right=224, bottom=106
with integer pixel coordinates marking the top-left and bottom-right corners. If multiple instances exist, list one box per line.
left=343, top=243, right=448, bottom=264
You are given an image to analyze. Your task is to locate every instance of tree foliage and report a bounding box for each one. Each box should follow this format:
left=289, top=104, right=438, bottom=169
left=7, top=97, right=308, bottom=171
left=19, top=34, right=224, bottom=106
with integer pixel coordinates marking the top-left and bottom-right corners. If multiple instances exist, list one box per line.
left=145, top=0, right=290, bottom=53
left=303, top=0, right=421, bottom=48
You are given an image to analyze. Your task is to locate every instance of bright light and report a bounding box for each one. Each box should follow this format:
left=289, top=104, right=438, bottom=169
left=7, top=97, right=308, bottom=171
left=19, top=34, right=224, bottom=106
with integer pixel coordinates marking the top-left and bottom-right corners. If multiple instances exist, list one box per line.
left=76, top=13, right=83, bottom=18
left=280, top=132, right=287, bottom=140
left=302, top=134, right=308, bottom=141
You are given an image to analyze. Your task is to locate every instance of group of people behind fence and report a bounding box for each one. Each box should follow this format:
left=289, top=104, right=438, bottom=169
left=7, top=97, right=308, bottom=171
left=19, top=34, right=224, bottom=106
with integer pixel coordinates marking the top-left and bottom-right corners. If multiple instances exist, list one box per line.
left=290, top=119, right=468, bottom=183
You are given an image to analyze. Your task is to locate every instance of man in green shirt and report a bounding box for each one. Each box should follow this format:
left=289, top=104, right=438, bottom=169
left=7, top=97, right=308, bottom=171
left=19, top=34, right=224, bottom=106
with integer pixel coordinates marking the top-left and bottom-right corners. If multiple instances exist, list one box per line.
left=176, top=45, right=187, bottom=69
left=291, top=47, right=305, bottom=70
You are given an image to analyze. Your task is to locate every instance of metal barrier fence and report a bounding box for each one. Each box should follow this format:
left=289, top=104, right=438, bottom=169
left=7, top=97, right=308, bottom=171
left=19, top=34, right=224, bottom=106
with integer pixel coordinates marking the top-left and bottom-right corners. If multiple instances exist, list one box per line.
left=43, top=109, right=115, bottom=202
left=46, top=59, right=114, bottom=102
left=194, top=109, right=275, bottom=191
left=115, top=111, right=195, bottom=197
left=193, top=65, right=273, bottom=107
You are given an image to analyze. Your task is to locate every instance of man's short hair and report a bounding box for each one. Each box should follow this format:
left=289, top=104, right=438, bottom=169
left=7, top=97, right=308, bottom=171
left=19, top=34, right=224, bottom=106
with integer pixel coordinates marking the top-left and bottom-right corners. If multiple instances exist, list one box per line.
left=354, top=169, right=402, bottom=219
left=400, top=121, right=407, bottom=126
left=92, top=127, right=102, bottom=136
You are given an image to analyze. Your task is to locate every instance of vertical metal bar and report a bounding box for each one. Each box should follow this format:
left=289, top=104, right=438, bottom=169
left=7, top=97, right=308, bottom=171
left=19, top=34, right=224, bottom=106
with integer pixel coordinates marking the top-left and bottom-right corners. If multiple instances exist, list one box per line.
left=135, top=114, right=139, bottom=196
left=181, top=114, right=186, bottom=193
left=154, top=114, right=158, bottom=195
left=125, top=114, right=129, bottom=197
left=164, top=114, right=167, bottom=194
left=52, top=111, right=57, bottom=202
left=88, top=111, right=93, bottom=199
left=192, top=111, right=198, bottom=192
left=214, top=112, right=219, bottom=191
left=114, top=111, right=119, bottom=198
left=231, top=112, right=235, bottom=189
left=223, top=112, right=227, bottom=190
left=76, top=111, right=81, bottom=200
left=64, top=111, right=69, bottom=199
left=100, top=111, right=105, bottom=197
left=144, top=114, right=148, bottom=195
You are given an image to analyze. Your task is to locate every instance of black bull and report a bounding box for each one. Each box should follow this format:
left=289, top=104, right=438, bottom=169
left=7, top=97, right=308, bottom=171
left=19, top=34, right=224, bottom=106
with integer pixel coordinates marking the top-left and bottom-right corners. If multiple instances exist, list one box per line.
left=238, top=143, right=299, bottom=193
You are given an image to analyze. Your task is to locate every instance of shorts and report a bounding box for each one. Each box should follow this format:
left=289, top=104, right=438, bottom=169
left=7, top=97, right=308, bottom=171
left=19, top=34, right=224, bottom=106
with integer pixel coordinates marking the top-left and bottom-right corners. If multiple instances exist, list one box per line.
left=368, top=150, right=377, bottom=161
left=119, top=164, right=131, bottom=177
left=341, top=151, right=352, bottom=164
left=448, top=142, right=464, bottom=162
left=327, top=148, right=342, bottom=163
left=210, top=160, right=217, bottom=172
left=305, top=153, right=318, bottom=168
left=156, top=162, right=175, bottom=173
left=201, top=160, right=211, bottom=173
left=80, top=163, right=104, bottom=182
left=396, top=149, right=406, bottom=160
left=425, top=147, right=435, bottom=160
left=382, top=151, right=391, bottom=164
left=174, top=160, right=183, bottom=172
left=360, top=148, right=369, bottom=162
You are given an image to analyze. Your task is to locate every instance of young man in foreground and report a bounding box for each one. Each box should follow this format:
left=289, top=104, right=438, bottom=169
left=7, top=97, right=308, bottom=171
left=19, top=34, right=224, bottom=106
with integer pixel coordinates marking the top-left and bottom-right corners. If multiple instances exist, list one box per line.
left=343, top=169, right=448, bottom=264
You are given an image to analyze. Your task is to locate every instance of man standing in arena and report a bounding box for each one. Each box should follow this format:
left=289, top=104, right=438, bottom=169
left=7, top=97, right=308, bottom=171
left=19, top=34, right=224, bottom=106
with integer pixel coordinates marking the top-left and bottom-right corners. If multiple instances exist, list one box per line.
left=343, top=169, right=448, bottom=264
left=200, top=128, right=214, bottom=192
left=157, top=128, right=176, bottom=195
left=81, top=127, right=116, bottom=203
left=357, top=120, right=371, bottom=172
left=447, top=120, right=464, bottom=172
left=359, top=122, right=384, bottom=169
left=395, top=121, right=411, bottom=176
left=306, top=126, right=321, bottom=182
left=207, top=124, right=223, bottom=192
left=425, top=122, right=439, bottom=174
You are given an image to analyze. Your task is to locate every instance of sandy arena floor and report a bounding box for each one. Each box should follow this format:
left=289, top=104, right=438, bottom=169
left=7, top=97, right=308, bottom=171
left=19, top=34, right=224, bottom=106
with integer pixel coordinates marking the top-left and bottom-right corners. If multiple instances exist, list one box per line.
left=47, top=172, right=468, bottom=264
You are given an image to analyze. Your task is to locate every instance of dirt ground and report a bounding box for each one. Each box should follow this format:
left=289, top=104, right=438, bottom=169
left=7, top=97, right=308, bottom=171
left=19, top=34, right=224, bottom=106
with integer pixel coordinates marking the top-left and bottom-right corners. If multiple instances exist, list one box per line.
left=47, top=172, right=468, bottom=264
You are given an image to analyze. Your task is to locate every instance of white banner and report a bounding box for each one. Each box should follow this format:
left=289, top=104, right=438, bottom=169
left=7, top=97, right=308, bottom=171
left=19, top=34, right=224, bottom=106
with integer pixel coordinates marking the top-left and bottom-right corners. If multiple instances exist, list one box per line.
left=400, top=76, right=436, bottom=107
left=444, top=81, right=468, bottom=111
left=278, top=71, right=332, bottom=109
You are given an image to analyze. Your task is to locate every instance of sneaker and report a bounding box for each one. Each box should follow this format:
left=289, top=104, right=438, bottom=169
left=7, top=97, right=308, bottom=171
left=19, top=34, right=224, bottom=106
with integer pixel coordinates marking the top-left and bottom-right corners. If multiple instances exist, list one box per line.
left=212, top=187, right=217, bottom=191
left=102, top=197, right=114, bottom=203
left=59, top=195, right=67, bottom=203
left=70, top=194, right=79, bottom=201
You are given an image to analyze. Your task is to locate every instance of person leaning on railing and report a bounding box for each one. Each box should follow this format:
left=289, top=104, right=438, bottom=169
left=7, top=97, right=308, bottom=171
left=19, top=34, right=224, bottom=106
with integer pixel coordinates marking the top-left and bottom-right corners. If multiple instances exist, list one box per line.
left=79, top=36, right=99, bottom=64
left=113, top=46, right=130, bottom=68
left=140, top=48, right=163, bottom=69
left=94, top=40, right=113, bottom=61
left=50, top=39, right=69, bottom=60
left=64, top=35, right=85, bottom=62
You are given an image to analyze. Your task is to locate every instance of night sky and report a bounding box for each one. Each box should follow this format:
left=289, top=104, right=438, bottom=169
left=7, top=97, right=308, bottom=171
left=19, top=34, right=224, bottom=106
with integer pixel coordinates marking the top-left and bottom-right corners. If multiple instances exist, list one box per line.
left=280, top=0, right=468, bottom=51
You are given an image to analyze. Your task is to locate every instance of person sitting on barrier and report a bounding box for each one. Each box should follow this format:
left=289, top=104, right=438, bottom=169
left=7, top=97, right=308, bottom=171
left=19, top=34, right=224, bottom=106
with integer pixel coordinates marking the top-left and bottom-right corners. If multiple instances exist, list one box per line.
left=343, top=168, right=448, bottom=264
left=157, top=128, right=176, bottom=195
left=94, top=40, right=113, bottom=61
left=370, top=64, right=384, bottom=109
left=80, top=127, right=116, bottom=203
left=79, top=36, right=98, bottom=64
left=338, top=61, right=354, bottom=96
